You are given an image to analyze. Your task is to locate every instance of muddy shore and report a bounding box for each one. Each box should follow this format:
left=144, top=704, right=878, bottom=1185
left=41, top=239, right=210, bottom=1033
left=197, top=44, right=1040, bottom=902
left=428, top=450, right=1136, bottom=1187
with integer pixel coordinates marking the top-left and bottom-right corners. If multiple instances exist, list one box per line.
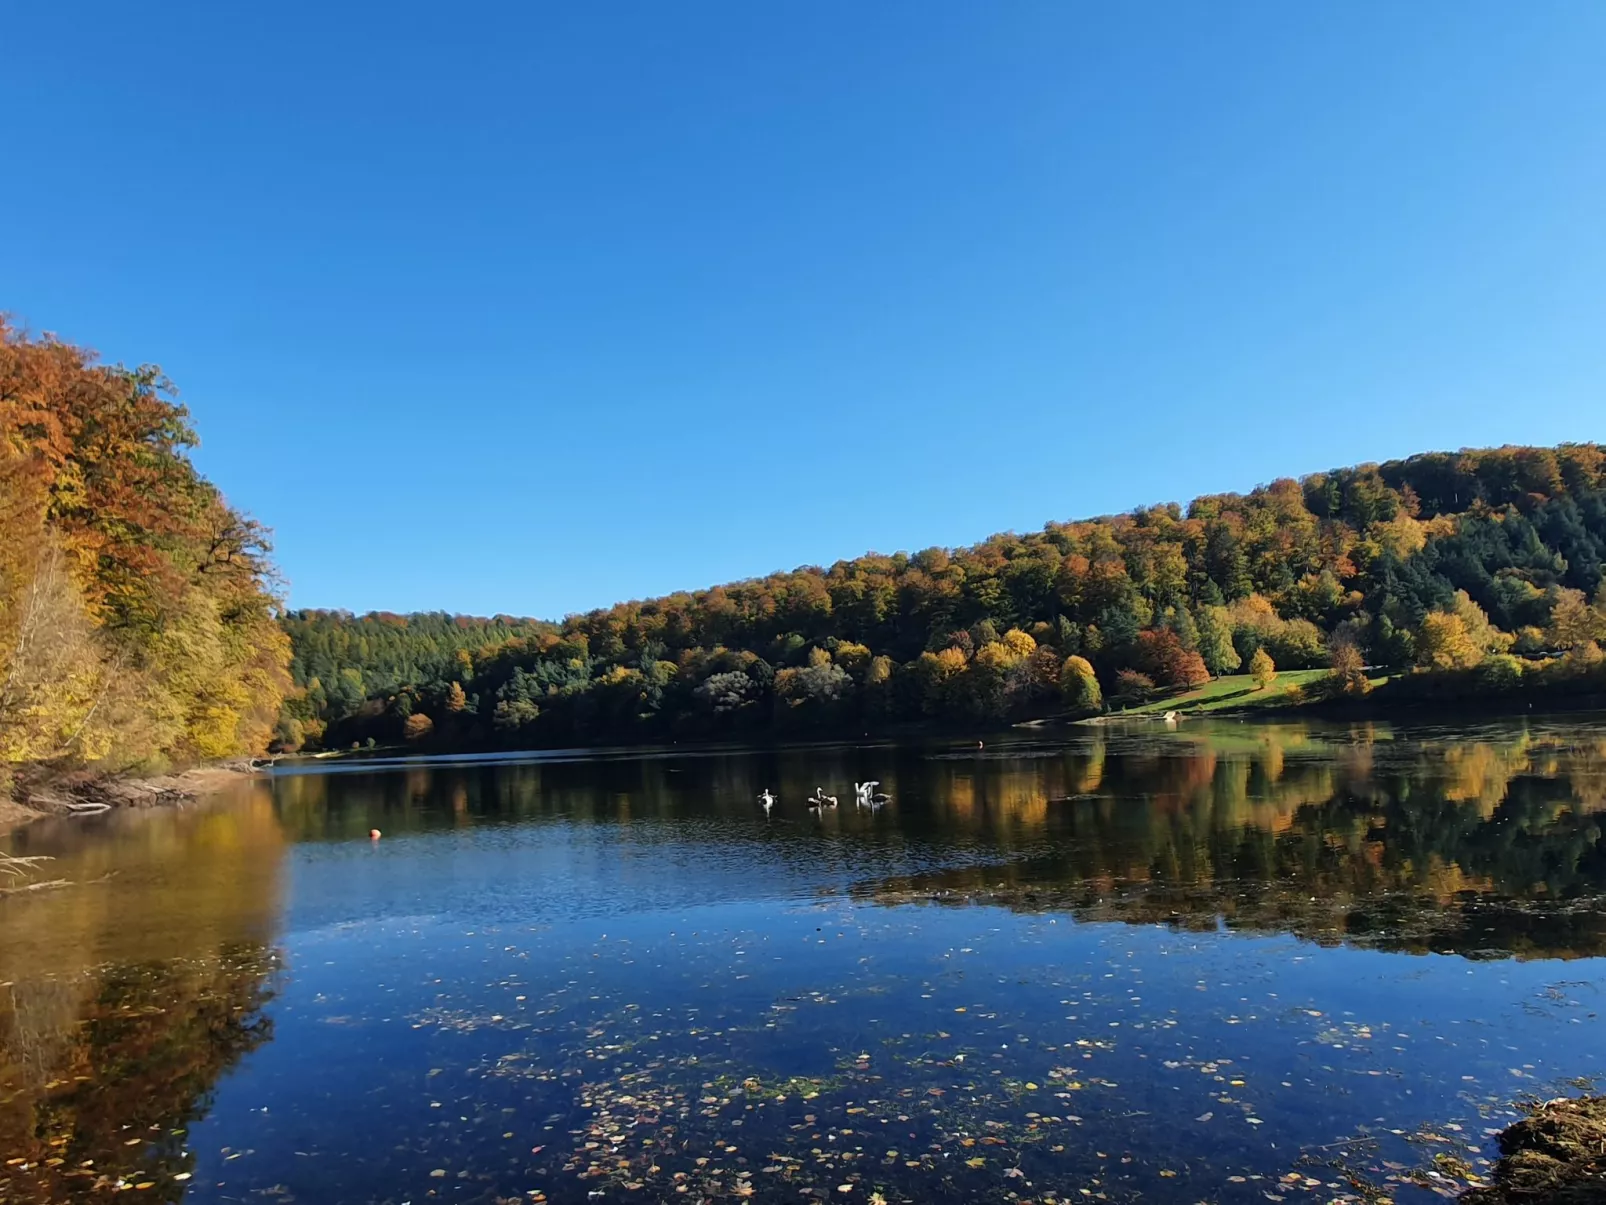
left=0, top=761, right=263, bottom=831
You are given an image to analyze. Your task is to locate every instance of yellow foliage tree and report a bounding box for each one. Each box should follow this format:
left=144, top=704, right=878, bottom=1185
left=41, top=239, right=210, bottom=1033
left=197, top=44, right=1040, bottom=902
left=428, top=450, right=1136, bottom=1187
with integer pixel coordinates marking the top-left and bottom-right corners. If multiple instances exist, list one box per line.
left=1250, top=647, right=1277, bottom=690
left=1416, top=611, right=1483, bottom=671
left=0, top=543, right=116, bottom=766
left=833, top=641, right=872, bottom=672
left=1001, top=629, right=1037, bottom=660
left=1450, top=590, right=1513, bottom=654
left=973, top=641, right=1014, bottom=673
left=1548, top=588, right=1605, bottom=650
left=0, top=322, right=290, bottom=782
left=1059, top=655, right=1102, bottom=712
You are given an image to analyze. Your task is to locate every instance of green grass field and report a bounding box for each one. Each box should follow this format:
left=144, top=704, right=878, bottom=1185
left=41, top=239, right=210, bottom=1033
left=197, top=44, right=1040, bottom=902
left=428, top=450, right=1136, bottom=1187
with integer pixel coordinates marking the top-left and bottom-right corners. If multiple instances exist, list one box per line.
left=1120, top=668, right=1334, bottom=715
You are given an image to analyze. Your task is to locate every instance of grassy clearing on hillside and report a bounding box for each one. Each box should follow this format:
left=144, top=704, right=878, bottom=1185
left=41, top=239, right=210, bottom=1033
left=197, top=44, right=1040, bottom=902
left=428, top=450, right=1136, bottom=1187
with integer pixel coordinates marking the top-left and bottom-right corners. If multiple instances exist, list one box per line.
left=1120, top=669, right=1334, bottom=715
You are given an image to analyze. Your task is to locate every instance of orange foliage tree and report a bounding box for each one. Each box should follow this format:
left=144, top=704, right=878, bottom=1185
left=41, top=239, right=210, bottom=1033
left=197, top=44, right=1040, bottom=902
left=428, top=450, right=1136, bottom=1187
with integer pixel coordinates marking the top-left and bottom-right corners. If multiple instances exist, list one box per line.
left=0, top=319, right=289, bottom=779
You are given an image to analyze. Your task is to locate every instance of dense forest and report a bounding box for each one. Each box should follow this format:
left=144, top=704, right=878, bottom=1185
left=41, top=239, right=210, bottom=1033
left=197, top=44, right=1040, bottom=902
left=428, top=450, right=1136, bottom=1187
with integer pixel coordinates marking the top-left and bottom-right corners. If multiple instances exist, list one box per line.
left=0, top=321, right=290, bottom=792
left=280, top=443, right=1606, bottom=752
left=279, top=610, right=552, bottom=749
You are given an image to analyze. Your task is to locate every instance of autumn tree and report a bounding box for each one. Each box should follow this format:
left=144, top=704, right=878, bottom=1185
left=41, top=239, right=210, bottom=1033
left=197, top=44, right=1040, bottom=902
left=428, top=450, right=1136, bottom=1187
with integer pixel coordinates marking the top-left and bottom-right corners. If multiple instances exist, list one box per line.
left=1195, top=604, right=1241, bottom=675
left=1415, top=612, right=1483, bottom=671
left=1250, top=648, right=1277, bottom=690
left=1450, top=590, right=1512, bottom=655
left=0, top=541, right=115, bottom=766
left=1136, top=628, right=1210, bottom=689
left=1328, top=640, right=1371, bottom=696
left=1547, top=588, right=1604, bottom=650
left=1111, top=669, right=1156, bottom=705
left=1059, top=655, right=1102, bottom=712
left=1001, top=628, right=1037, bottom=660
left=0, top=321, right=290, bottom=780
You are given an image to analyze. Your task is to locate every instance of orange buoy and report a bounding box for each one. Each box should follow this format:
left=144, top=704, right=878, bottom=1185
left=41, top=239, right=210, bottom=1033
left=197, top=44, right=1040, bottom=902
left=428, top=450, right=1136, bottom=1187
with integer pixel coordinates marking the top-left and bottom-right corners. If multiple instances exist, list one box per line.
left=369, top=828, right=382, bottom=841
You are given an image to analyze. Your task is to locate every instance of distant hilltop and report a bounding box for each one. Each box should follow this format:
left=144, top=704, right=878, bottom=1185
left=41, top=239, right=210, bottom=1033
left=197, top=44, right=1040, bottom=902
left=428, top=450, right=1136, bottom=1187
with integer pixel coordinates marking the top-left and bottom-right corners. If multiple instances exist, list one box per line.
left=279, top=443, right=1606, bottom=751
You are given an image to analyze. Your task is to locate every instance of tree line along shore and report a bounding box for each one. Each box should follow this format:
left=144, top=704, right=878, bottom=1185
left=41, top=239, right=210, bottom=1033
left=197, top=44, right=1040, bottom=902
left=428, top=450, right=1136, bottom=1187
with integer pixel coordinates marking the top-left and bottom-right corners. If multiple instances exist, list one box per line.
left=5, top=320, right=1606, bottom=796
left=279, top=446, right=1606, bottom=753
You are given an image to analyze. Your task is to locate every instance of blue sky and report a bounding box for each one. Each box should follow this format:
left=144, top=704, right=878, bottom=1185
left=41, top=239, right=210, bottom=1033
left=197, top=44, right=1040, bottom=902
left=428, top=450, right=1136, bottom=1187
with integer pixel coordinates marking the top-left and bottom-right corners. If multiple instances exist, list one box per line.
left=6, top=2, right=1605, bottom=619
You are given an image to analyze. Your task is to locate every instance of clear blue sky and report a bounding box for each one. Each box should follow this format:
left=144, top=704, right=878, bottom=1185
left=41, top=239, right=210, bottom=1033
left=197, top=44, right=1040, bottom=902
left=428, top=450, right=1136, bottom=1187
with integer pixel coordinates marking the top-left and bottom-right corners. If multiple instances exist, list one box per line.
left=6, top=3, right=1605, bottom=619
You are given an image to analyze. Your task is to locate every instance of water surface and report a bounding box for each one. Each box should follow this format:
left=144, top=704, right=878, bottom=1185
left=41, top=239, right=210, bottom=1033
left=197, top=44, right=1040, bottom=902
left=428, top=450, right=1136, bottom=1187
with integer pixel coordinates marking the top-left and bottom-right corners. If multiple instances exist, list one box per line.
left=5, top=717, right=1606, bottom=1203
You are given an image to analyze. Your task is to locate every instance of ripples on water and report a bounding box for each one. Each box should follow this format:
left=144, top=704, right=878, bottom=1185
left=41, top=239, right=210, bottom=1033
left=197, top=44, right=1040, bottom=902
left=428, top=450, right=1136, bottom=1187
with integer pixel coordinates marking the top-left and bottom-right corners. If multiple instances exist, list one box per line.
left=3, top=717, right=1606, bottom=1203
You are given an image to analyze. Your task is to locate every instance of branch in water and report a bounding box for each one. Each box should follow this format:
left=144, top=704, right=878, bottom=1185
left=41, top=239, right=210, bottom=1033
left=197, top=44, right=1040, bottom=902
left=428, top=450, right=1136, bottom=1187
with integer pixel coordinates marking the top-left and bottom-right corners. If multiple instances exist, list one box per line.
left=0, top=851, right=52, bottom=881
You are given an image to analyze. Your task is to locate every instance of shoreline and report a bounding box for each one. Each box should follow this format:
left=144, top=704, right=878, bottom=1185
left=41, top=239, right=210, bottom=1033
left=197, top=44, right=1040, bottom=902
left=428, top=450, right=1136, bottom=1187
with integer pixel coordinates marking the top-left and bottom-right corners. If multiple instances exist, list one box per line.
left=289, top=694, right=1606, bottom=764
left=7, top=689, right=1603, bottom=833
left=1461, top=1095, right=1606, bottom=1203
left=1, top=761, right=264, bottom=832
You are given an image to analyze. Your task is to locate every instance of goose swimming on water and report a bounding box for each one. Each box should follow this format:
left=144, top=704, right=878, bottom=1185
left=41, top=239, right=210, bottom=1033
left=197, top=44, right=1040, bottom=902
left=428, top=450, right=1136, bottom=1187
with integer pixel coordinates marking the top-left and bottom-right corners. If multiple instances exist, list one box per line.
left=758, top=789, right=776, bottom=812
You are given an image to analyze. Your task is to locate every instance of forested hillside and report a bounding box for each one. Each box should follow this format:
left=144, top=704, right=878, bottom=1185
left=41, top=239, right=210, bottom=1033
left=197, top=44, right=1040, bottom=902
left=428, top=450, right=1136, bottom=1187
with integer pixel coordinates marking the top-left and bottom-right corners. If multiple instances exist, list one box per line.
left=278, top=610, right=551, bottom=749
left=0, top=321, right=290, bottom=790
left=283, top=443, right=1606, bottom=751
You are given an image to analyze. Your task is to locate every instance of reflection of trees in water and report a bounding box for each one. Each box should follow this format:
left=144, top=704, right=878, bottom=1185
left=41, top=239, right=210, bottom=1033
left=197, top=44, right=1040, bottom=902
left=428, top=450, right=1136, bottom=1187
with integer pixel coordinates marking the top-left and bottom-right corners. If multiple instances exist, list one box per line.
left=0, top=787, right=285, bottom=1202
left=845, top=725, right=1606, bottom=959
left=0, top=947, right=279, bottom=1202
left=272, top=723, right=1606, bottom=957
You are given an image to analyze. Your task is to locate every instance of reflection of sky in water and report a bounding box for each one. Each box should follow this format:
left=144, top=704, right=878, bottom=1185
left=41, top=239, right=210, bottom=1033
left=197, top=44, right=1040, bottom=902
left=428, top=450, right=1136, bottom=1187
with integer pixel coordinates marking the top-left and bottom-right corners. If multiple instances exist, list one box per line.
left=6, top=717, right=1606, bottom=1203
left=195, top=894, right=1600, bottom=1204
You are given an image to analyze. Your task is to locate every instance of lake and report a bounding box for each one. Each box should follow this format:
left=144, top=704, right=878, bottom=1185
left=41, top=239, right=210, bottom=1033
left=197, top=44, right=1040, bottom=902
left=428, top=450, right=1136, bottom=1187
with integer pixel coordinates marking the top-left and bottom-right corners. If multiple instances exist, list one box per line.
left=4, top=717, right=1606, bottom=1204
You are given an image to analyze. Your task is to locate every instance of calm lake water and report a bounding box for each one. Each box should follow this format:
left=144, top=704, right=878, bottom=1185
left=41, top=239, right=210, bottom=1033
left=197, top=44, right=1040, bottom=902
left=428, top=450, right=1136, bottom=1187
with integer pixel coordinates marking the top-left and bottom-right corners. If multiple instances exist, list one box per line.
left=5, top=718, right=1606, bottom=1204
